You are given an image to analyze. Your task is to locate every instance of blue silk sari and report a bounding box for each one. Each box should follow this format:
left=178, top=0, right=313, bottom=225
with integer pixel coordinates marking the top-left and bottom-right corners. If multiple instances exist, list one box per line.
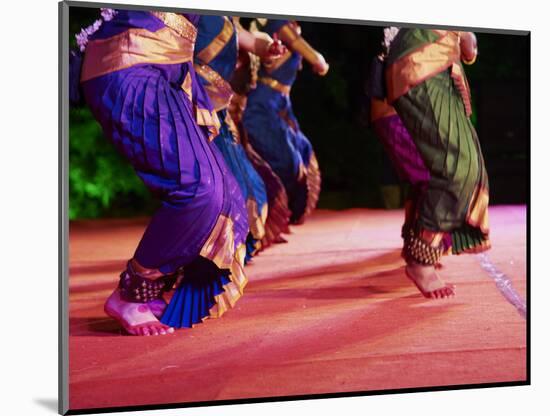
left=194, top=15, right=268, bottom=257
left=242, top=19, right=321, bottom=224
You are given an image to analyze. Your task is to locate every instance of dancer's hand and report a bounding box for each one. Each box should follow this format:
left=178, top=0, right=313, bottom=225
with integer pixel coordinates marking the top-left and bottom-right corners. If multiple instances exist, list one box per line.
left=237, top=25, right=286, bottom=60
left=312, top=53, right=329, bottom=76
left=254, top=31, right=287, bottom=61
left=460, top=31, right=477, bottom=64
left=266, top=34, right=286, bottom=58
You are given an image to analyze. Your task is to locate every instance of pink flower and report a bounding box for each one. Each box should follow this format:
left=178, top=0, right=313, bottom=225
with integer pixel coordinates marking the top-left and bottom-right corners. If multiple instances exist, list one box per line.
left=382, top=27, right=400, bottom=52
left=100, top=8, right=117, bottom=22
left=74, top=9, right=117, bottom=52
left=75, top=29, right=89, bottom=52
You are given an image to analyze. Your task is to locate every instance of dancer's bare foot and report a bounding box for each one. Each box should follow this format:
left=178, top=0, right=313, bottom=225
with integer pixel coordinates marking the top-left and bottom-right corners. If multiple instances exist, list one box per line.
left=405, top=263, right=455, bottom=299
left=104, top=289, right=174, bottom=336
left=275, top=235, right=288, bottom=244
left=148, top=298, right=168, bottom=319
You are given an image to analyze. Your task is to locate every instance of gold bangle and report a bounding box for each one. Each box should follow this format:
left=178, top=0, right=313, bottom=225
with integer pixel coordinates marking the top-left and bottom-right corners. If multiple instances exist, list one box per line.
left=462, top=54, right=477, bottom=65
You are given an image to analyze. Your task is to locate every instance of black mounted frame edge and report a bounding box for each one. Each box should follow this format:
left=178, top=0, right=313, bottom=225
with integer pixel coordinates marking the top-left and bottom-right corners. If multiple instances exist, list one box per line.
left=59, top=1, right=70, bottom=415
left=59, top=1, right=531, bottom=415
left=65, top=381, right=530, bottom=415
left=63, top=0, right=529, bottom=35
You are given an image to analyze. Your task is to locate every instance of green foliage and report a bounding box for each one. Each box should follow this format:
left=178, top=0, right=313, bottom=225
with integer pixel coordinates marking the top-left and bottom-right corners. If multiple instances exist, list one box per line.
left=69, top=107, right=155, bottom=219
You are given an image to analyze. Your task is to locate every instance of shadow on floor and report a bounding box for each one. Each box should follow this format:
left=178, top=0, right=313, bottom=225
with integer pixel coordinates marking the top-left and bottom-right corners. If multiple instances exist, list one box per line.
left=34, top=398, right=58, bottom=414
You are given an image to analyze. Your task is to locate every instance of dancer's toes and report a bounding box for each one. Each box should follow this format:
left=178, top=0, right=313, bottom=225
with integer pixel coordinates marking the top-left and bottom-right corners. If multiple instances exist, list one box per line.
left=146, top=323, right=173, bottom=336
left=104, top=289, right=175, bottom=336
left=433, top=285, right=454, bottom=299
left=443, top=285, right=456, bottom=297
left=405, top=263, right=455, bottom=300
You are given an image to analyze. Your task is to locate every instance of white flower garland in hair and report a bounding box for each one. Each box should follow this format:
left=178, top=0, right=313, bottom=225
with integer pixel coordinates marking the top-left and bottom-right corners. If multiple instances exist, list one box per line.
left=382, top=26, right=400, bottom=54
left=75, top=8, right=118, bottom=52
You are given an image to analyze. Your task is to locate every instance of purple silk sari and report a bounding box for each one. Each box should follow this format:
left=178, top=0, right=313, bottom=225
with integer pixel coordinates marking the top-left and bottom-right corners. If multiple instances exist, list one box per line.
left=81, top=10, right=249, bottom=328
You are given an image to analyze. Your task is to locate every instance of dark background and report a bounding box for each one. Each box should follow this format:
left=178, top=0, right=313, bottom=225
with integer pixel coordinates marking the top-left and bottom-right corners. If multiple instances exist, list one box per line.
left=68, top=8, right=529, bottom=219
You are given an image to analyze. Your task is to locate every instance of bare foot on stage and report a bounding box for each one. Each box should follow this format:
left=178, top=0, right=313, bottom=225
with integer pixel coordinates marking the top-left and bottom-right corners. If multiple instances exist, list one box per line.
left=148, top=298, right=167, bottom=319
left=405, top=263, right=455, bottom=299
left=104, top=289, right=174, bottom=336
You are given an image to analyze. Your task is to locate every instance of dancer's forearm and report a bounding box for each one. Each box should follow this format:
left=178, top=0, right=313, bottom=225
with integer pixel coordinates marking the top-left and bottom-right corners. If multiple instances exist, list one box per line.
left=237, top=22, right=277, bottom=59
left=278, top=22, right=329, bottom=75
left=459, top=31, right=478, bottom=65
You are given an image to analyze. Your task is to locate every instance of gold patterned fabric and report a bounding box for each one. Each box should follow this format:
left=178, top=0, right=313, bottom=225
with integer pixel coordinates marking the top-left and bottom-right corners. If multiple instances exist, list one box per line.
left=258, top=76, right=291, bottom=95
left=180, top=71, right=193, bottom=101
left=194, top=63, right=235, bottom=111
left=450, top=62, right=473, bottom=116
left=195, top=107, right=221, bottom=142
left=81, top=13, right=197, bottom=82
left=195, top=16, right=234, bottom=65
left=208, top=243, right=247, bottom=319
left=193, top=16, right=237, bottom=111
left=304, top=153, right=321, bottom=218
left=149, top=12, right=198, bottom=41
left=404, top=229, right=444, bottom=265
left=370, top=98, right=398, bottom=122
left=263, top=49, right=293, bottom=73
left=246, top=198, right=267, bottom=241
left=198, top=214, right=248, bottom=320
left=466, top=185, right=490, bottom=234
left=386, top=30, right=461, bottom=104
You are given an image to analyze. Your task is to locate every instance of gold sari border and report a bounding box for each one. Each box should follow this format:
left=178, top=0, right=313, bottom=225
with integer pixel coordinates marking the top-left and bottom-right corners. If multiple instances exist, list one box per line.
left=466, top=185, right=490, bottom=234
left=195, top=16, right=234, bottom=65
left=370, top=98, right=398, bottom=122
left=207, top=243, right=248, bottom=320
left=196, top=107, right=221, bottom=142
left=263, top=49, right=293, bottom=74
left=419, top=229, right=446, bottom=248
left=246, top=198, right=267, bottom=241
left=455, top=239, right=491, bottom=255
left=304, top=152, right=321, bottom=218
left=228, top=93, right=247, bottom=125
left=200, top=214, right=237, bottom=270
left=198, top=213, right=248, bottom=321
left=181, top=71, right=193, bottom=102
left=194, top=63, right=234, bottom=112
left=258, top=76, right=291, bottom=95
left=81, top=27, right=194, bottom=82
left=149, top=12, right=197, bottom=42
left=224, top=111, right=240, bottom=143
left=450, top=62, right=473, bottom=116
left=386, top=30, right=461, bottom=103
left=261, top=189, right=291, bottom=247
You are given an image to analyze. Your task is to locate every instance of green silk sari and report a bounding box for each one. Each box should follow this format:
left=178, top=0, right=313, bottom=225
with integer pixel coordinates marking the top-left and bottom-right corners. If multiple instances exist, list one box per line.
left=386, top=28, right=490, bottom=255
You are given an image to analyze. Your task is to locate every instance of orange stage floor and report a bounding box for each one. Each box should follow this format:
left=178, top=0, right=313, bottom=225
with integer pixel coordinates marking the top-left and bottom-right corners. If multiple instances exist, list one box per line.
left=68, top=206, right=527, bottom=411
